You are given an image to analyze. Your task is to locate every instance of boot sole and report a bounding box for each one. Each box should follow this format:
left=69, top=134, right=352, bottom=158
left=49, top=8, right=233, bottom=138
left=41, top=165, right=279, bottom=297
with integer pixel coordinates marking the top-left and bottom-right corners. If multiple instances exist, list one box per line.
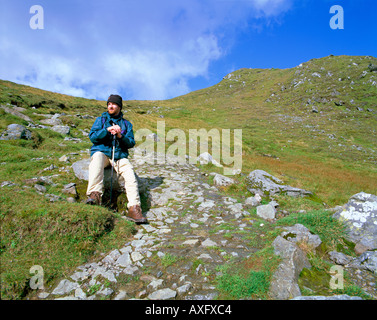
left=125, top=216, right=148, bottom=224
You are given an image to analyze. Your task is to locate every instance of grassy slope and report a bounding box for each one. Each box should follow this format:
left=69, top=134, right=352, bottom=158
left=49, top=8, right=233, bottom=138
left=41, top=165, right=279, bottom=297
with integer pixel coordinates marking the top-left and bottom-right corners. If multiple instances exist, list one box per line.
left=144, top=55, right=377, bottom=204
left=0, top=54, right=376, bottom=299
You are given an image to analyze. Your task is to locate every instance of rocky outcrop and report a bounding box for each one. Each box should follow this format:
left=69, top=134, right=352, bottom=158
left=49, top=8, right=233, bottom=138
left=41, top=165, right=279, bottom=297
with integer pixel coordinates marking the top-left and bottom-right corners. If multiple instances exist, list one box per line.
left=333, top=192, right=377, bottom=254
left=247, top=169, right=312, bottom=198
left=292, top=294, right=362, bottom=300
left=0, top=105, right=33, bottom=122
left=269, top=224, right=321, bottom=300
left=269, top=235, right=311, bottom=299
left=0, top=124, right=32, bottom=140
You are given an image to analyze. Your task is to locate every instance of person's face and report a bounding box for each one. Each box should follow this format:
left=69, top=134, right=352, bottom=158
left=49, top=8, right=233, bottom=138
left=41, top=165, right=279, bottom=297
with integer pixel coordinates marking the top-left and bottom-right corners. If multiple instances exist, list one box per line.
left=108, top=102, right=121, bottom=116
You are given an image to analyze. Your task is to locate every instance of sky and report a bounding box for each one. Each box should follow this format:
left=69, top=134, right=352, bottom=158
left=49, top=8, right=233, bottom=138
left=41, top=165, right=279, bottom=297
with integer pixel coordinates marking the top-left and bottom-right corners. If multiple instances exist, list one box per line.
left=0, top=0, right=376, bottom=101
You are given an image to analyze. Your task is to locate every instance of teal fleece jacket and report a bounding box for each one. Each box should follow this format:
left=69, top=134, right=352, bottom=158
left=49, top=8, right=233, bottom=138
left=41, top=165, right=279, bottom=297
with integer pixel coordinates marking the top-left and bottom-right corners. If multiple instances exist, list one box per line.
left=89, top=111, right=135, bottom=160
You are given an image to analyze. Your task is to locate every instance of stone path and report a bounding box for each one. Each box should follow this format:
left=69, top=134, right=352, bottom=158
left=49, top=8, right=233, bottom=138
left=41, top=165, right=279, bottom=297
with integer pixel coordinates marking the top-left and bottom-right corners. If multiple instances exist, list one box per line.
left=41, top=151, right=259, bottom=300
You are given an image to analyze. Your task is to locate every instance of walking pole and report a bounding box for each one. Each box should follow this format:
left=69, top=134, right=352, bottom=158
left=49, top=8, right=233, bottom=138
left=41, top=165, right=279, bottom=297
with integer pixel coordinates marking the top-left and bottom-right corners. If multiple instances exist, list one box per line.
left=109, top=122, right=116, bottom=208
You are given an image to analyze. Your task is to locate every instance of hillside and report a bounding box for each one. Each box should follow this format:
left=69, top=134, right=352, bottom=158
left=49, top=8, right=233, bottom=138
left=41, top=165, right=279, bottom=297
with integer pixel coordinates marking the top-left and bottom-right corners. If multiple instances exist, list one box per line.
left=139, top=55, right=377, bottom=204
left=0, top=55, right=376, bottom=300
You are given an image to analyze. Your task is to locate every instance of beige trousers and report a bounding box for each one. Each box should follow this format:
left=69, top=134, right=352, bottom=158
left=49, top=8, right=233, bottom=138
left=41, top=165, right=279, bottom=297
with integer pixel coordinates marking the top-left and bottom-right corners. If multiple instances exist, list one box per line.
left=86, top=151, right=141, bottom=208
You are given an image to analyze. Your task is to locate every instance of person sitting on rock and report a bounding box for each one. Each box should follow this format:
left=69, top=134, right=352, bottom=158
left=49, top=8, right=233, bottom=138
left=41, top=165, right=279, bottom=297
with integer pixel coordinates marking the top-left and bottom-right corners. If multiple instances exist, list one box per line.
left=85, top=94, right=147, bottom=224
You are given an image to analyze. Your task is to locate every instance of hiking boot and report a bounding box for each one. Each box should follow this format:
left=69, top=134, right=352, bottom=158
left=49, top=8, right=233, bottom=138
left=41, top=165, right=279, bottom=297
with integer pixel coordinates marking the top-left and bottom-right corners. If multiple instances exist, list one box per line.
left=85, top=191, right=102, bottom=206
left=126, top=205, right=148, bottom=224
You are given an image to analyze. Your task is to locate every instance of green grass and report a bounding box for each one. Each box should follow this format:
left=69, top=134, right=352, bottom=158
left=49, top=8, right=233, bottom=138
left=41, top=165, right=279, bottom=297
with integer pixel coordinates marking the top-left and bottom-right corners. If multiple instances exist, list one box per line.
left=276, top=210, right=347, bottom=251
left=217, top=268, right=270, bottom=299
left=216, top=247, right=280, bottom=299
left=0, top=186, right=135, bottom=299
left=160, top=253, right=178, bottom=268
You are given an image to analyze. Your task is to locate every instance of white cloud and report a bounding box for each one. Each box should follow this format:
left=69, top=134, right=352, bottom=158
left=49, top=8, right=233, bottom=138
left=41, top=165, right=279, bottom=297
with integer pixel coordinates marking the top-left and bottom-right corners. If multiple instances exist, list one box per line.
left=0, top=0, right=292, bottom=100
left=251, top=0, right=293, bottom=15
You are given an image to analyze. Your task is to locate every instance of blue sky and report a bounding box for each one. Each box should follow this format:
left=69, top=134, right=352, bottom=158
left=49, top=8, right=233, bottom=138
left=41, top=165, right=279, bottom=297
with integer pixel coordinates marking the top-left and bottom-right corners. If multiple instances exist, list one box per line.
left=1, top=0, right=376, bottom=100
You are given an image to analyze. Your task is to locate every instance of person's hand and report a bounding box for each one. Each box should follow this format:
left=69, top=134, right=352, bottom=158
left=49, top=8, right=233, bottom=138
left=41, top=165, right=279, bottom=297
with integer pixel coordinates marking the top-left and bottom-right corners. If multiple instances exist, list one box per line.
left=107, top=125, right=122, bottom=138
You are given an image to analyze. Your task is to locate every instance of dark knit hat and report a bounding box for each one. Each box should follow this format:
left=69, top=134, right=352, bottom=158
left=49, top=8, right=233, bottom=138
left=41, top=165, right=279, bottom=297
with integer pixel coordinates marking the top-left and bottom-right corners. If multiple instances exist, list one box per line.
left=107, top=94, right=123, bottom=109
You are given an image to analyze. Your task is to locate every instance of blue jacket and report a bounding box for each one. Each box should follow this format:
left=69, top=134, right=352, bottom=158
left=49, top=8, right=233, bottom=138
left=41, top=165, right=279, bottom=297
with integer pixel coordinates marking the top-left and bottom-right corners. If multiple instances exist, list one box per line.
left=89, top=111, right=135, bottom=160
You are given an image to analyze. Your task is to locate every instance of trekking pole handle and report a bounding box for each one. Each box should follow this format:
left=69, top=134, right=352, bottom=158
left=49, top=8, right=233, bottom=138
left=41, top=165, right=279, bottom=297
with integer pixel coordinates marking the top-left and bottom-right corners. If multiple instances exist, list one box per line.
left=109, top=120, right=117, bottom=143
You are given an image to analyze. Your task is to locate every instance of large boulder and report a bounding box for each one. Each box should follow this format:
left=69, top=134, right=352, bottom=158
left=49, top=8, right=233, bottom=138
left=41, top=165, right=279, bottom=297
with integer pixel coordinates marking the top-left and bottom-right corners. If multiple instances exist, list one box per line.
left=0, top=124, right=32, bottom=140
left=0, top=105, right=33, bottom=122
left=72, top=158, right=125, bottom=192
left=269, top=235, right=311, bottom=299
left=281, top=224, right=322, bottom=249
left=72, top=158, right=148, bottom=196
left=333, top=192, right=377, bottom=254
left=269, top=224, right=323, bottom=300
left=247, top=169, right=312, bottom=198
left=213, top=173, right=235, bottom=187
left=51, top=125, right=70, bottom=135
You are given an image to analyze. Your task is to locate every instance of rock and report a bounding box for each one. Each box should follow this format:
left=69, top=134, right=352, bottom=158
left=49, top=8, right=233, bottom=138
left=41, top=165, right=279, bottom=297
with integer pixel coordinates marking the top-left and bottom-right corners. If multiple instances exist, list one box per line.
left=45, top=194, right=62, bottom=202
left=37, top=292, right=50, bottom=299
left=97, top=287, right=114, bottom=296
left=201, top=238, right=217, bottom=247
left=197, top=152, right=222, bottom=167
left=0, top=124, right=32, bottom=140
left=177, top=283, right=192, bottom=295
left=72, top=158, right=91, bottom=181
left=72, top=158, right=141, bottom=193
left=116, top=253, right=132, bottom=267
left=292, top=294, right=362, bottom=300
left=148, top=279, right=164, bottom=290
left=269, top=236, right=311, bottom=300
left=245, top=194, right=260, bottom=207
left=256, top=204, right=276, bottom=220
left=353, top=251, right=377, bottom=273
left=59, top=155, right=70, bottom=162
left=92, top=267, right=117, bottom=283
left=34, top=184, right=47, bottom=193
left=74, top=287, right=87, bottom=300
left=0, top=105, right=33, bottom=122
left=247, top=169, right=312, bottom=198
left=131, top=251, right=144, bottom=262
left=368, top=63, right=377, bottom=72
left=66, top=197, right=76, bottom=203
left=213, top=173, right=235, bottom=187
left=71, top=271, right=90, bottom=282
left=1, top=181, right=18, bottom=187
left=43, top=164, right=58, bottom=172
left=102, top=249, right=121, bottom=264
left=328, top=251, right=353, bottom=265
left=148, top=288, right=177, bottom=300
left=183, top=239, right=200, bottom=246
left=244, top=195, right=261, bottom=207
left=40, top=116, right=63, bottom=126
left=51, top=125, right=70, bottom=135
left=281, top=224, right=322, bottom=249
left=62, top=183, right=77, bottom=196
left=51, top=279, right=79, bottom=295
left=114, top=290, right=127, bottom=300
left=332, top=192, right=377, bottom=254
left=198, top=200, right=216, bottom=211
